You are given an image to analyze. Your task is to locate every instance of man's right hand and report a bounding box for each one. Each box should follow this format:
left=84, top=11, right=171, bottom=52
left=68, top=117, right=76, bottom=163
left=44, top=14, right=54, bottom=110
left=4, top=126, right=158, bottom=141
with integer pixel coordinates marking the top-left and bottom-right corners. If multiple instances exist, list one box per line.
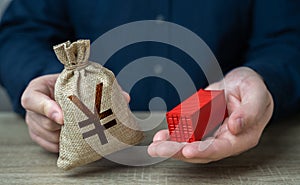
left=21, top=74, right=63, bottom=153
left=21, top=74, right=131, bottom=153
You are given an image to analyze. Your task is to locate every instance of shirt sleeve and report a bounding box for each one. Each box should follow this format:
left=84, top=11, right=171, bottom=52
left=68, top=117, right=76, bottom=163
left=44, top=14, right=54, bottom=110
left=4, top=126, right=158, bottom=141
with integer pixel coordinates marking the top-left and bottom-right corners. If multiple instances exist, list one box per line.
left=0, top=0, right=74, bottom=116
left=244, top=0, right=300, bottom=119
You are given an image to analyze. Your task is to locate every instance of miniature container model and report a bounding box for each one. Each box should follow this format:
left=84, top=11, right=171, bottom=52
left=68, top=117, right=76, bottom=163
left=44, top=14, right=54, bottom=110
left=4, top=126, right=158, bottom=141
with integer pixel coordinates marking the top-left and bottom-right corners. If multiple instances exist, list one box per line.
left=166, top=89, right=227, bottom=142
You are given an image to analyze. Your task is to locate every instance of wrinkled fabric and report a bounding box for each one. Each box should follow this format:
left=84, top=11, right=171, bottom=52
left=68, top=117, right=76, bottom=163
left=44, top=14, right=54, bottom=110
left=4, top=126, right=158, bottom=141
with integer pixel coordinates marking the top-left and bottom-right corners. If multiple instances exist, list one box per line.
left=54, top=40, right=143, bottom=170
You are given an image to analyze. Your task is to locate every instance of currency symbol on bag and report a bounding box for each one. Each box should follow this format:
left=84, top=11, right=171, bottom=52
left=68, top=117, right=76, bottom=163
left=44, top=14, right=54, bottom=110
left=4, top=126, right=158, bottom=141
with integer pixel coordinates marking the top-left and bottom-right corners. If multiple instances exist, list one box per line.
left=68, top=83, right=117, bottom=145
left=54, top=40, right=144, bottom=170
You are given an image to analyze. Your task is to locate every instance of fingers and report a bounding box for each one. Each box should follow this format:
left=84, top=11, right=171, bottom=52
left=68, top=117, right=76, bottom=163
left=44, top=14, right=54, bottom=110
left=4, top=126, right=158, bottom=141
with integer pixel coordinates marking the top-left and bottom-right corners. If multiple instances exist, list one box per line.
left=148, top=140, right=185, bottom=158
left=223, top=68, right=274, bottom=135
left=28, top=130, right=59, bottom=153
left=227, top=86, right=271, bottom=135
left=148, top=138, right=228, bottom=163
left=179, top=123, right=235, bottom=160
left=22, top=92, right=63, bottom=125
left=22, top=74, right=62, bottom=153
left=122, top=91, right=131, bottom=103
left=27, top=111, right=61, bottom=137
left=28, top=123, right=60, bottom=144
left=21, top=74, right=63, bottom=125
left=148, top=122, right=230, bottom=162
left=26, top=111, right=61, bottom=153
left=152, top=129, right=169, bottom=141
left=180, top=138, right=235, bottom=163
left=148, top=128, right=229, bottom=162
left=148, top=123, right=258, bottom=163
left=148, top=129, right=184, bottom=158
left=149, top=67, right=274, bottom=164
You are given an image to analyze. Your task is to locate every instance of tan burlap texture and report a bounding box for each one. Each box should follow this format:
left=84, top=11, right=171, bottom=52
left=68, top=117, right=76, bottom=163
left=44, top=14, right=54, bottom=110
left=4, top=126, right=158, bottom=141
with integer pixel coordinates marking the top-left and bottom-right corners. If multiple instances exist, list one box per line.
left=54, top=40, right=144, bottom=170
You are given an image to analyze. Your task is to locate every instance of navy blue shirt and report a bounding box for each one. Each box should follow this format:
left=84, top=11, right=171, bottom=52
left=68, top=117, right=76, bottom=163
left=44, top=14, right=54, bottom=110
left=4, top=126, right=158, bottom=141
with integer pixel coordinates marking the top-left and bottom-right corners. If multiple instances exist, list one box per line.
left=0, top=0, right=300, bottom=118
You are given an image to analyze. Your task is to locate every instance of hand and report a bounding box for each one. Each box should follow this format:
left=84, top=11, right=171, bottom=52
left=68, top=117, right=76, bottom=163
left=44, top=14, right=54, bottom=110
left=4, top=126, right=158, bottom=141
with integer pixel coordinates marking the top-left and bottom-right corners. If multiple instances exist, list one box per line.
left=148, top=67, right=274, bottom=163
left=21, top=74, right=131, bottom=153
left=21, top=74, right=63, bottom=153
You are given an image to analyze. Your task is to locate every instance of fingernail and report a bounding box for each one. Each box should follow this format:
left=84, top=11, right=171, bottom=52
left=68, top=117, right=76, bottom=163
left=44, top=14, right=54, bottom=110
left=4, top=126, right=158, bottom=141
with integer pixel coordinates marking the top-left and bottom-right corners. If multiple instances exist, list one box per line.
left=51, top=112, right=61, bottom=124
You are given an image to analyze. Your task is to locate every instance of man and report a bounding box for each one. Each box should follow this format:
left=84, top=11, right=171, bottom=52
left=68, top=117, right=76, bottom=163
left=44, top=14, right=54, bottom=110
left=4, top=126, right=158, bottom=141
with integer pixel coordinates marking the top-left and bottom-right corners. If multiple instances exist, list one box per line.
left=0, top=0, right=299, bottom=163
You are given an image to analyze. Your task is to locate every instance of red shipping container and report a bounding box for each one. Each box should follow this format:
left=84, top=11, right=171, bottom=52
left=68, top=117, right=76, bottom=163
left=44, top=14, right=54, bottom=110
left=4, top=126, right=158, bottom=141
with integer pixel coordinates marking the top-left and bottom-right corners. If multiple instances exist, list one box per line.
left=166, top=89, right=227, bottom=142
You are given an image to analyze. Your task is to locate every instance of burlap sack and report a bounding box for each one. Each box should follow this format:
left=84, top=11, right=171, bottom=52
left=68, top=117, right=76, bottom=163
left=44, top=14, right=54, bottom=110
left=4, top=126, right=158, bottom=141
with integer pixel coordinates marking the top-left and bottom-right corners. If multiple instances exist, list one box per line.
left=54, top=40, right=144, bottom=170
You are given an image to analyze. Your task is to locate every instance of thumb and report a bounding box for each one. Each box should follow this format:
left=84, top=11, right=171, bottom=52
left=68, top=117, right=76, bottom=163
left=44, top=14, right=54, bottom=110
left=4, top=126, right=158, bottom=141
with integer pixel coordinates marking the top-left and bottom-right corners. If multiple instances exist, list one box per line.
left=21, top=74, right=64, bottom=125
left=22, top=92, right=64, bottom=125
left=227, top=103, right=252, bottom=135
left=122, top=91, right=131, bottom=103
left=45, top=99, right=64, bottom=125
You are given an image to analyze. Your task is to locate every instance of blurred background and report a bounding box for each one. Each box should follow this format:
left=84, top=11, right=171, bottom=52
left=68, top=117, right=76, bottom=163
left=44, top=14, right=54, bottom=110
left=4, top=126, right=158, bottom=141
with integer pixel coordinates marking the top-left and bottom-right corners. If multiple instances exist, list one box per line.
left=0, top=0, right=12, bottom=111
left=0, top=87, right=12, bottom=111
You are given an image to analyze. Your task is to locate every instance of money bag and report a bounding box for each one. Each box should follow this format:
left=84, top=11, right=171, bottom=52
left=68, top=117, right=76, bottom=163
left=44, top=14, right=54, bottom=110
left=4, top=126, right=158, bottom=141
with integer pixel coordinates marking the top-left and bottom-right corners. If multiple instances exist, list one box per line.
left=53, top=40, right=144, bottom=170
